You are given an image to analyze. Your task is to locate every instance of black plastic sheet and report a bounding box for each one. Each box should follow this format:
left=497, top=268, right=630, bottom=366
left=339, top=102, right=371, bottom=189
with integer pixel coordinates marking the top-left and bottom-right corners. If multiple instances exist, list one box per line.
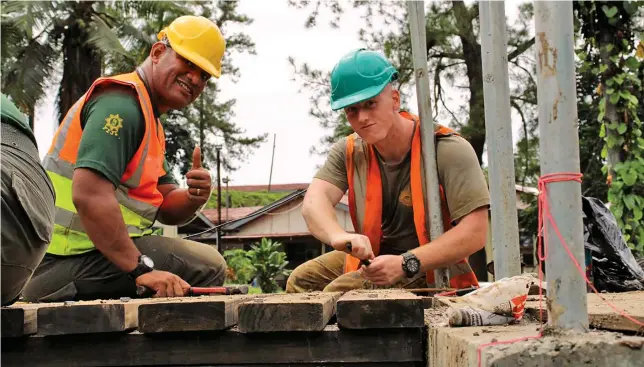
left=582, top=196, right=644, bottom=292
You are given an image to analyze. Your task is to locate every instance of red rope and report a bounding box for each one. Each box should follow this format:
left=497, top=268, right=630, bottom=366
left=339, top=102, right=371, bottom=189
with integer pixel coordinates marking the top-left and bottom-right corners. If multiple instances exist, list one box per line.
left=475, top=172, right=644, bottom=367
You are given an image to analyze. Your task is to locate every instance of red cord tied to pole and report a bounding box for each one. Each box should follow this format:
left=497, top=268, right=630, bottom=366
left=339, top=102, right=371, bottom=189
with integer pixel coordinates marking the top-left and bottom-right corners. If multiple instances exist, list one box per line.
left=476, top=172, right=644, bottom=367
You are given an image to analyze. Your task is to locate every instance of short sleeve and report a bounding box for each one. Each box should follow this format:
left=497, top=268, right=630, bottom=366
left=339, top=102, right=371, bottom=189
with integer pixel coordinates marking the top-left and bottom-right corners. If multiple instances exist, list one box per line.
left=75, top=88, right=145, bottom=187
left=314, top=138, right=349, bottom=192
left=436, top=135, right=490, bottom=222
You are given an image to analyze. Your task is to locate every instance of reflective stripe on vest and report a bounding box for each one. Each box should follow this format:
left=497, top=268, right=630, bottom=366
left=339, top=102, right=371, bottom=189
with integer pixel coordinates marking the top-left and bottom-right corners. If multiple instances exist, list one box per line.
left=344, top=111, right=479, bottom=289
left=43, top=72, right=167, bottom=256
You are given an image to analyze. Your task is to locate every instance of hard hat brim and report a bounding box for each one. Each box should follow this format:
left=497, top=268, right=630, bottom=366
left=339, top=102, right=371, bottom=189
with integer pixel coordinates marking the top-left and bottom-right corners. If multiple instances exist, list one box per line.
left=167, top=37, right=222, bottom=78
left=330, top=81, right=389, bottom=111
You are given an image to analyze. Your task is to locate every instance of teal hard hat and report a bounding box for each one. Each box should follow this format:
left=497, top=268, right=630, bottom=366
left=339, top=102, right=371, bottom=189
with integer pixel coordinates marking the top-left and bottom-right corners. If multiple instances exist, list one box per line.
left=329, top=48, right=398, bottom=111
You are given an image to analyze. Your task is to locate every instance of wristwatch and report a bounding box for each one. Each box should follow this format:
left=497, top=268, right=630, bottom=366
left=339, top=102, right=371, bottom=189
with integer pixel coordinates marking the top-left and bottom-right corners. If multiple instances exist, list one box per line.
left=127, top=255, right=155, bottom=280
left=401, top=251, right=421, bottom=278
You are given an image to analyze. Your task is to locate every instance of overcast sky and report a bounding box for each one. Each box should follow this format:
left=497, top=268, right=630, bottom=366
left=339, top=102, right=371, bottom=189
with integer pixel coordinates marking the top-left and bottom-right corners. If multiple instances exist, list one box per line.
left=33, top=0, right=523, bottom=187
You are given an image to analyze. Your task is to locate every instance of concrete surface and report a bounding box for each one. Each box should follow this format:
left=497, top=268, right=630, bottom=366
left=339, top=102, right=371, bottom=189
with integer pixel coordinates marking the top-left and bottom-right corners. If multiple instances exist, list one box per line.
left=425, top=308, right=644, bottom=367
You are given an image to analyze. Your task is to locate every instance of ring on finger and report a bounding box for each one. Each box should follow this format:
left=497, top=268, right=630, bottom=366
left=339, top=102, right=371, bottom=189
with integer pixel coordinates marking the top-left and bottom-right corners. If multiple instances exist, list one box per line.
left=197, top=188, right=201, bottom=196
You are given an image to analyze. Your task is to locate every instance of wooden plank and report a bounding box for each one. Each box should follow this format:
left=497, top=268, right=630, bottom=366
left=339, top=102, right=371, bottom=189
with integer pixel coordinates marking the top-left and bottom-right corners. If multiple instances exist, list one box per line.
left=238, top=292, right=342, bottom=333
left=1, top=302, right=59, bottom=338
left=1, top=325, right=424, bottom=366
left=336, top=289, right=424, bottom=329
left=138, top=294, right=257, bottom=333
left=1, top=307, right=36, bottom=337
left=524, top=291, right=644, bottom=333
left=37, top=298, right=157, bottom=336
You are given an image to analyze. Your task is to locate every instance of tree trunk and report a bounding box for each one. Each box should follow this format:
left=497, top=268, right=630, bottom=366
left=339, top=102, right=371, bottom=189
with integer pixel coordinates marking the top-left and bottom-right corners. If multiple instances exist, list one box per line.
left=28, top=103, right=35, bottom=131
left=57, top=2, right=102, bottom=122
left=599, top=33, right=623, bottom=177
left=452, top=1, right=486, bottom=165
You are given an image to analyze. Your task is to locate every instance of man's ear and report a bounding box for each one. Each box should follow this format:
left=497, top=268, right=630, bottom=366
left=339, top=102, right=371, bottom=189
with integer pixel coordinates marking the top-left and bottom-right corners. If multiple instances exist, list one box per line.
left=149, top=42, right=169, bottom=64
left=391, top=88, right=401, bottom=111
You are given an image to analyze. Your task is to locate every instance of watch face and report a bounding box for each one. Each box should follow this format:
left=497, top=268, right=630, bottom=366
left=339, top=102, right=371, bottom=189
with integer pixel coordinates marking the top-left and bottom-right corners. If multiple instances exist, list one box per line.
left=141, top=255, right=154, bottom=268
left=407, top=258, right=420, bottom=273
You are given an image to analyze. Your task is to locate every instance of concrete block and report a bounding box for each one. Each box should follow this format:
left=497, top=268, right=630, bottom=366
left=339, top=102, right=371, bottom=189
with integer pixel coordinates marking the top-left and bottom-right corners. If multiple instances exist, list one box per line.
left=425, top=309, right=644, bottom=367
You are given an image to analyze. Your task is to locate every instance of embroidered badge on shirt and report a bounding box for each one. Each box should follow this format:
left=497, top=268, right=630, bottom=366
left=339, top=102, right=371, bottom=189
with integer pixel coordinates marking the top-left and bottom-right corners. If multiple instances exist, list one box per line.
left=103, top=114, right=123, bottom=136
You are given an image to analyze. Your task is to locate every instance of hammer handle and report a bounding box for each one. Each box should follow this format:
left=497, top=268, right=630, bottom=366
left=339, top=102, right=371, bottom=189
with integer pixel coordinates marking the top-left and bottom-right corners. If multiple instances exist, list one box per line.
left=345, top=243, right=371, bottom=266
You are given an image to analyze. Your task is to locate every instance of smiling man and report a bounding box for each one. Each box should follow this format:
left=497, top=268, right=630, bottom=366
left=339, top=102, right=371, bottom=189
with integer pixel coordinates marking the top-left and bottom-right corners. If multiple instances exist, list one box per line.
left=23, top=16, right=228, bottom=302
left=286, top=48, right=490, bottom=293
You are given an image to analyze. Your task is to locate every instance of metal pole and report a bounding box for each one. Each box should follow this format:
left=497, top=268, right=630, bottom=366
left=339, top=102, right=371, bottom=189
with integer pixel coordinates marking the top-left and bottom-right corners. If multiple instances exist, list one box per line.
left=268, top=133, right=276, bottom=192
left=216, top=147, right=222, bottom=247
left=534, top=1, right=588, bottom=332
left=479, top=0, right=521, bottom=279
left=406, top=0, right=449, bottom=288
left=223, top=176, right=230, bottom=221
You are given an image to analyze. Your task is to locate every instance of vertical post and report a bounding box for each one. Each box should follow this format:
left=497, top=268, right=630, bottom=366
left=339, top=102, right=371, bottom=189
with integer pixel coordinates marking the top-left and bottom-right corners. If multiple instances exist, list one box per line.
left=216, top=146, right=222, bottom=248
left=268, top=133, right=276, bottom=192
left=479, top=0, right=521, bottom=279
left=406, top=0, right=449, bottom=288
left=223, top=177, right=230, bottom=222
left=534, top=1, right=588, bottom=331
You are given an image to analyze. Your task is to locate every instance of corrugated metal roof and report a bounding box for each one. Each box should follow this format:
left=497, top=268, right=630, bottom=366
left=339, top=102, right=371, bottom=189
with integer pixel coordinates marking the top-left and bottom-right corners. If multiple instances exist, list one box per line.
left=224, top=183, right=310, bottom=192
left=221, top=189, right=308, bottom=232
left=203, top=206, right=264, bottom=224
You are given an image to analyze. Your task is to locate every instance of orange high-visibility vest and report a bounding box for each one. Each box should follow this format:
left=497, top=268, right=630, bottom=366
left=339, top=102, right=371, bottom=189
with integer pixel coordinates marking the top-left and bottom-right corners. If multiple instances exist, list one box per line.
left=344, top=111, right=479, bottom=288
left=43, top=71, right=167, bottom=255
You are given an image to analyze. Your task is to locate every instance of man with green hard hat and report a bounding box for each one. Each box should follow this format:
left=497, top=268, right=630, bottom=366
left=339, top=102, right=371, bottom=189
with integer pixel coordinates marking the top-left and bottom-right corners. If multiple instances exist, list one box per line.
left=286, top=48, right=490, bottom=292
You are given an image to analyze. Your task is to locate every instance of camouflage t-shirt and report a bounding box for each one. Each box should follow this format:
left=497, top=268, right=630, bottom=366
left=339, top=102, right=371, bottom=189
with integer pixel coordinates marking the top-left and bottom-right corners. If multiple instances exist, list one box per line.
left=315, top=122, right=490, bottom=255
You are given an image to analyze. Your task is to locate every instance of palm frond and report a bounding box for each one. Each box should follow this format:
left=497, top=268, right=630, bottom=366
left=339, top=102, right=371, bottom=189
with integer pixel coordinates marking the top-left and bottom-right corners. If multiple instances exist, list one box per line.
left=85, top=13, right=132, bottom=60
left=1, top=41, right=57, bottom=109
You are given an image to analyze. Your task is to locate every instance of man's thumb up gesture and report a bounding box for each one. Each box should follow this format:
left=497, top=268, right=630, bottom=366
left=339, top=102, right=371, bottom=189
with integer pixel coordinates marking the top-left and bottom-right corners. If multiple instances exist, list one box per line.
left=186, top=146, right=212, bottom=203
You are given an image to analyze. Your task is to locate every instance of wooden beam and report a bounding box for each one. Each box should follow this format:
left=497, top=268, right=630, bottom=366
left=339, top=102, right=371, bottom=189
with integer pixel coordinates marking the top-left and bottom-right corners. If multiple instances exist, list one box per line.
left=238, top=292, right=342, bottom=333
left=336, top=290, right=424, bottom=329
left=1, top=307, right=37, bottom=338
left=37, top=298, right=154, bottom=336
left=1, top=325, right=424, bottom=366
left=138, top=295, right=255, bottom=333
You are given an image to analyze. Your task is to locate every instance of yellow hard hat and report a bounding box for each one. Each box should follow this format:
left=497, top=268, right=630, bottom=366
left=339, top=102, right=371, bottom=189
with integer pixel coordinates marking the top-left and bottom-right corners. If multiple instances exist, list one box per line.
left=157, top=15, right=226, bottom=78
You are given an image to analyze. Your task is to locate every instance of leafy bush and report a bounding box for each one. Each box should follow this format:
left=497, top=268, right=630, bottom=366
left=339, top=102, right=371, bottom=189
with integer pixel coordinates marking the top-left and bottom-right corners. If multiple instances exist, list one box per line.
left=223, top=248, right=255, bottom=284
left=247, top=238, right=291, bottom=293
left=222, top=238, right=291, bottom=293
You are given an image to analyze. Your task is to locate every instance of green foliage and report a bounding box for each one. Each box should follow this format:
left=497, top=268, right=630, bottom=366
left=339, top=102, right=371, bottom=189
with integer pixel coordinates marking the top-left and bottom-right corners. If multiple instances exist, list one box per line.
left=221, top=238, right=291, bottom=293
left=575, top=1, right=644, bottom=255
left=222, top=248, right=255, bottom=284
left=205, top=190, right=289, bottom=209
left=247, top=238, right=291, bottom=293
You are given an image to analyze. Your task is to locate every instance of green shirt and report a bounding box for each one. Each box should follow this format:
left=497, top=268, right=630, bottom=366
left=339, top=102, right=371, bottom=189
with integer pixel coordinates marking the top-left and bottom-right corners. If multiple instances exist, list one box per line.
left=75, top=86, right=177, bottom=188
left=1, top=93, right=38, bottom=147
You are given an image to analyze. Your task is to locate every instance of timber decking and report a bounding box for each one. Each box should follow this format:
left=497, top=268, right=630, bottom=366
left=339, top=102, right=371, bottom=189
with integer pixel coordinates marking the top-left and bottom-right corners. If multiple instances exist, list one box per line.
left=1, top=289, right=426, bottom=367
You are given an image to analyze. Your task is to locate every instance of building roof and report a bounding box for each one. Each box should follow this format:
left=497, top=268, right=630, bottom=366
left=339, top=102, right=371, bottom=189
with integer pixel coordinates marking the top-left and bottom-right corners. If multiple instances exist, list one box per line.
left=225, top=183, right=310, bottom=192
left=202, top=206, right=264, bottom=224
left=221, top=189, right=308, bottom=232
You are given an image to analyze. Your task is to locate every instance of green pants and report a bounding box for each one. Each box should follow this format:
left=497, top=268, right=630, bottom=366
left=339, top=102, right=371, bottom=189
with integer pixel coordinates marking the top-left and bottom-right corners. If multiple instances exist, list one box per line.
left=285, top=250, right=427, bottom=293
left=1, top=123, right=56, bottom=306
left=22, top=236, right=227, bottom=302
